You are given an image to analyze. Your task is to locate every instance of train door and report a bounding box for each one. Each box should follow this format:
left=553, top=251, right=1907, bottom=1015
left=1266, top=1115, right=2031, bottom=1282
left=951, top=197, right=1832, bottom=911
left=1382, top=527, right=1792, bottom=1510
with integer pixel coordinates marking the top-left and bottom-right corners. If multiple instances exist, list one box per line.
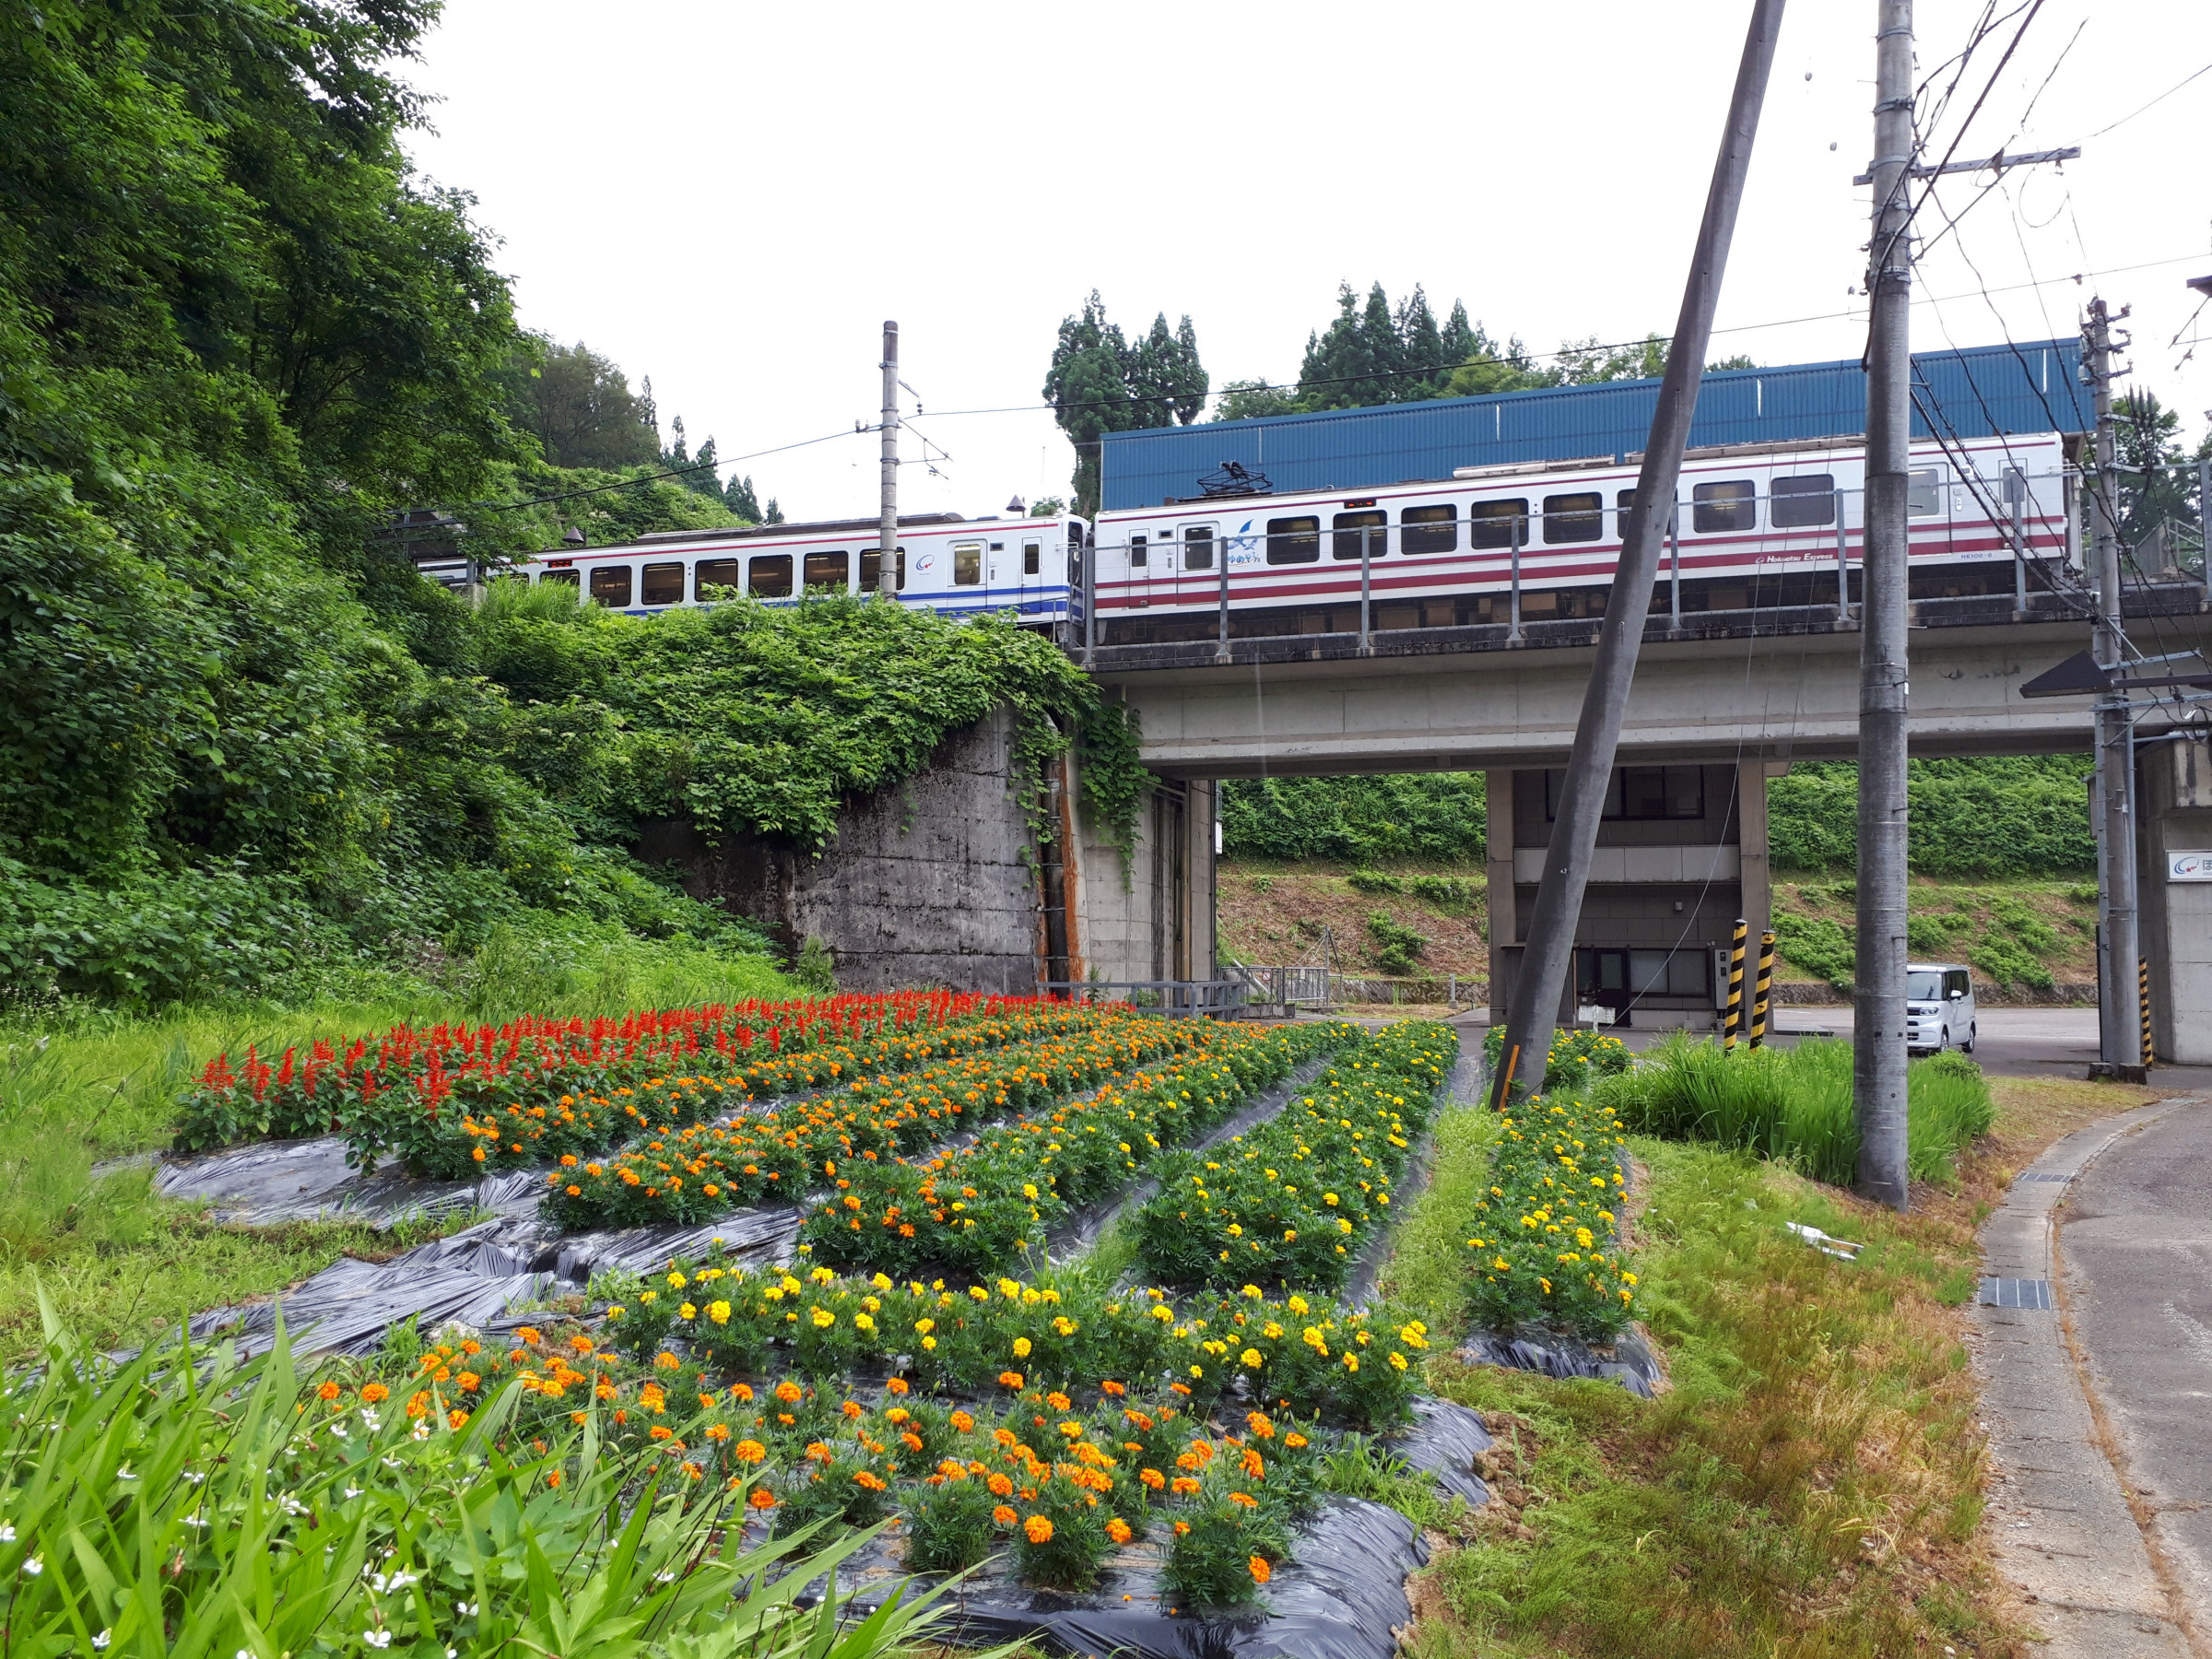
left=1018, top=529, right=1043, bottom=616
left=1177, top=521, right=1217, bottom=618
left=1126, top=528, right=1153, bottom=609
left=1907, top=459, right=1953, bottom=564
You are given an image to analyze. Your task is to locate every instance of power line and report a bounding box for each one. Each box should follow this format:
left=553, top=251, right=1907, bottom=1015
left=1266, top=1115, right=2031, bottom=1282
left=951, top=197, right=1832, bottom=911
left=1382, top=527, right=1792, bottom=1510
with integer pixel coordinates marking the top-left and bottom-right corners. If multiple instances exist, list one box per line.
left=448, top=428, right=862, bottom=516
left=2086, top=61, right=2212, bottom=139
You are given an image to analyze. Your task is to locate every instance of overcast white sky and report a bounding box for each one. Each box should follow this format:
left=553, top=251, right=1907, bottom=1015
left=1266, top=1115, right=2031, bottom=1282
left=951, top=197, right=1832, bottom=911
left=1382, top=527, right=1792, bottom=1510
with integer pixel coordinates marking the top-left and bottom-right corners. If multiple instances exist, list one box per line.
left=402, top=1, right=2212, bottom=524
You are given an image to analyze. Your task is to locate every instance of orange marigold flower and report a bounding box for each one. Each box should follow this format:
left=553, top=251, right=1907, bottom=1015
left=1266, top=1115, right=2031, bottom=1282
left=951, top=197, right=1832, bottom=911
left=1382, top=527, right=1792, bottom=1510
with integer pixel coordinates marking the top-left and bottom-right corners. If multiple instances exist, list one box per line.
left=735, top=1439, right=766, bottom=1463
left=406, top=1391, right=431, bottom=1419
left=987, top=1472, right=1014, bottom=1497
left=1045, top=1392, right=1072, bottom=1411
left=316, top=1381, right=342, bottom=1402
left=997, top=1371, right=1024, bottom=1391
left=732, top=1382, right=755, bottom=1402
left=1023, top=1515, right=1053, bottom=1544
left=886, top=1377, right=910, bottom=1394
left=748, top=1487, right=777, bottom=1511
left=516, top=1327, right=542, bottom=1347
left=650, top=1426, right=674, bottom=1441
left=447, top=1408, right=470, bottom=1430
left=1101, top=1380, right=1126, bottom=1396
left=1249, top=1555, right=1271, bottom=1584
left=1106, top=1517, right=1133, bottom=1544
left=705, top=1424, right=732, bottom=1442
left=992, top=1504, right=1018, bottom=1526
left=1139, top=1468, right=1166, bottom=1489
left=1229, top=1491, right=1258, bottom=1508
left=653, top=1352, right=681, bottom=1371
left=1173, top=1520, right=1191, bottom=1535
left=458, top=1371, right=480, bottom=1393
left=360, top=1383, right=390, bottom=1405
left=774, top=1381, right=804, bottom=1404
left=1171, top=1477, right=1201, bottom=1496
left=949, top=1410, right=975, bottom=1432
left=841, top=1401, right=865, bottom=1419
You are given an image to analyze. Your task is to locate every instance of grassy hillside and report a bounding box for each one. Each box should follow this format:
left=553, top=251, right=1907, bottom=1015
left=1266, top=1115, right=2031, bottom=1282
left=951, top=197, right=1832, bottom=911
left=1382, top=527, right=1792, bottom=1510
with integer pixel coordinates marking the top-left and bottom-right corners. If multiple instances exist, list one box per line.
left=1218, top=858, right=2098, bottom=1000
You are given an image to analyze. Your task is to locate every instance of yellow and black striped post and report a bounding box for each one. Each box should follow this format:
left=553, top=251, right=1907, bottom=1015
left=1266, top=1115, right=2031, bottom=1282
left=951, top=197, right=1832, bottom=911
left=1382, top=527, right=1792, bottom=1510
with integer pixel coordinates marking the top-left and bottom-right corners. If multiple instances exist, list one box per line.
left=1723, top=918, right=1748, bottom=1051
left=1749, top=930, right=1776, bottom=1047
left=2139, top=956, right=2154, bottom=1069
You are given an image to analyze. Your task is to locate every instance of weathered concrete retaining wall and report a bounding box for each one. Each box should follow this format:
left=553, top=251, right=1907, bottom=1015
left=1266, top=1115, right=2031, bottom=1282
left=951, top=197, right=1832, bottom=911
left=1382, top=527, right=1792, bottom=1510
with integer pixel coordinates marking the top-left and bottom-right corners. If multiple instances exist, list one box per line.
left=635, top=708, right=1044, bottom=994
left=634, top=706, right=1218, bottom=998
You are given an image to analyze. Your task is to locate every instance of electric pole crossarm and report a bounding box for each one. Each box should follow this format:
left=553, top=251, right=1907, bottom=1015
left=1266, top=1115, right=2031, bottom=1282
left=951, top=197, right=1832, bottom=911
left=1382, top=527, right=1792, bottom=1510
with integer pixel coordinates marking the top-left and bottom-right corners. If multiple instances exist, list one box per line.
left=1494, top=0, right=1785, bottom=1111
left=1851, top=145, right=2078, bottom=186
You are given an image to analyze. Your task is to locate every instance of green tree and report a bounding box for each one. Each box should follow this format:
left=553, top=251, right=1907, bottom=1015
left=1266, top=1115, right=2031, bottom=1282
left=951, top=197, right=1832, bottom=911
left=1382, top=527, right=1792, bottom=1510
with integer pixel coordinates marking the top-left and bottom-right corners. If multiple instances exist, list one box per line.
left=1043, top=291, right=1207, bottom=516
left=499, top=337, right=659, bottom=470
left=1211, top=380, right=1304, bottom=422
left=2113, top=389, right=2199, bottom=556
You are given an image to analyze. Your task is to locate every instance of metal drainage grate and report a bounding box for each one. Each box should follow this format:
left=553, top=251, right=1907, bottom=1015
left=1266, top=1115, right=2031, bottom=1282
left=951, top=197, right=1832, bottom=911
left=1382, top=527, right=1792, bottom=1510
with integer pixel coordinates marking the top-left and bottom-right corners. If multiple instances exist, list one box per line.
left=1979, top=1277, right=2054, bottom=1310
left=2018, top=1172, right=2072, bottom=1182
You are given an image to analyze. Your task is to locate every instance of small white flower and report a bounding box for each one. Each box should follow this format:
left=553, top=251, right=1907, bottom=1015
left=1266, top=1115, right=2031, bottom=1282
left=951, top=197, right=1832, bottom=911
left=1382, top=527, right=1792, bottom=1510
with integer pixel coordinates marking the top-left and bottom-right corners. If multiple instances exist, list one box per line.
left=454, top=1601, right=478, bottom=1618
left=280, top=1497, right=309, bottom=1517
left=411, top=1423, right=430, bottom=1442
left=654, top=1571, right=676, bottom=1583
left=23, top=1556, right=41, bottom=1575
left=363, top=1632, right=392, bottom=1651
left=330, top=1425, right=349, bottom=1441
left=381, top=1455, right=404, bottom=1470
left=92, top=1631, right=111, bottom=1650
left=344, top=1487, right=364, bottom=1500
left=240, top=1649, right=254, bottom=1658
left=0, top=1524, right=13, bottom=1542
left=183, top=1513, right=209, bottom=1529
left=183, top=1471, right=206, bottom=1485
left=359, top=1410, right=381, bottom=1430
left=114, top=1465, right=135, bottom=1480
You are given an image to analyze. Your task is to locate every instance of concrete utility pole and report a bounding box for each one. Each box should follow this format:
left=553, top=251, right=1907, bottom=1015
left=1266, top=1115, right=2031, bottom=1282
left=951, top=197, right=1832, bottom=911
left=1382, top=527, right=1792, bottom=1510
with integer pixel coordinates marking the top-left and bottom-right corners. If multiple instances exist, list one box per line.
left=2084, top=297, right=2140, bottom=1070
left=1851, top=0, right=1915, bottom=1209
left=877, top=321, right=900, bottom=597
left=1494, top=0, right=1785, bottom=1108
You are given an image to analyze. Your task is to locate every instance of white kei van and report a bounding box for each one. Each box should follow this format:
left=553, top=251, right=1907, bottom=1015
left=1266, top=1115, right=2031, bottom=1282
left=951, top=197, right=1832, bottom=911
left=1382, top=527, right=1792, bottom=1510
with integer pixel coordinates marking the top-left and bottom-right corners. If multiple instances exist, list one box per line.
left=1906, top=962, right=1978, bottom=1054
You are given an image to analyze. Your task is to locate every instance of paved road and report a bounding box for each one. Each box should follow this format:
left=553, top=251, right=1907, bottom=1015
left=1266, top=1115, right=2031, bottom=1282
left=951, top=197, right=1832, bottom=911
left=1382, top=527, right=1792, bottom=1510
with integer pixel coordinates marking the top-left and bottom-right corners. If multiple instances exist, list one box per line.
left=2059, top=1099, right=2212, bottom=1637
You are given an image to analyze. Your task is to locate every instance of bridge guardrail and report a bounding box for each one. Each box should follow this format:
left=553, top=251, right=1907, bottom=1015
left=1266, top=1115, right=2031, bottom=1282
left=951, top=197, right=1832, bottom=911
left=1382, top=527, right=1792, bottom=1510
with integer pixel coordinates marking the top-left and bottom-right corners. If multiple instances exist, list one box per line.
left=1039, top=980, right=1248, bottom=1017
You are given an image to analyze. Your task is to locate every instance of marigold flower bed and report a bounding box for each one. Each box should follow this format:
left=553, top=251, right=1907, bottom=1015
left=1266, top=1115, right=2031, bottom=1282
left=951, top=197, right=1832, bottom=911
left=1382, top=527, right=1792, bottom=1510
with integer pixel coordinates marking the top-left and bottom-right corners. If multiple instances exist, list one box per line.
left=541, top=1008, right=1214, bottom=1227
left=1130, top=1020, right=1457, bottom=1292
left=174, top=990, right=1010, bottom=1157
left=1464, top=1091, right=1637, bottom=1337
left=795, top=1020, right=1359, bottom=1277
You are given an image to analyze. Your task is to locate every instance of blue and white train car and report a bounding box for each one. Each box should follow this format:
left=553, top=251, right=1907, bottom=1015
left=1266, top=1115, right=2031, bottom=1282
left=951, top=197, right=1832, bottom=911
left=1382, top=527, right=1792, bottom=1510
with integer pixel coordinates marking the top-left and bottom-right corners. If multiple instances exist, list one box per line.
left=507, top=512, right=1080, bottom=627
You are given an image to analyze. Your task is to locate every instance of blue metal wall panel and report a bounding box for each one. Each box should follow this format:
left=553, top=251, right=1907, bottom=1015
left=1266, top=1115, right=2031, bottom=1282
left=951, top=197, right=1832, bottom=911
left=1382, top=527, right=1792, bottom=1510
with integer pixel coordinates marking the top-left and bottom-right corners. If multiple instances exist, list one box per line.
left=1097, top=340, right=2088, bottom=511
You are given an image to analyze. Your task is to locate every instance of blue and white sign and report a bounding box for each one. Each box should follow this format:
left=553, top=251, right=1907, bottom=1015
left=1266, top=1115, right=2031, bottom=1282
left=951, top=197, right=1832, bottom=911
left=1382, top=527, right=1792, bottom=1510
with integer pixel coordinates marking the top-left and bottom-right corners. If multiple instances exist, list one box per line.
left=2170, top=851, right=2212, bottom=882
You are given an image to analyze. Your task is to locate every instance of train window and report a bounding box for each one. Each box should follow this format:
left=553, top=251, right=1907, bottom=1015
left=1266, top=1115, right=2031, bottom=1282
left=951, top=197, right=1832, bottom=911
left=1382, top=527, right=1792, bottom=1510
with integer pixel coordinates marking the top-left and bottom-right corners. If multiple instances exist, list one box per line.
left=1128, top=534, right=1148, bottom=569
left=951, top=540, right=984, bottom=586
left=803, top=549, right=849, bottom=590
left=1907, top=467, right=1944, bottom=516
left=748, top=554, right=793, bottom=597
left=694, top=558, right=742, bottom=599
left=640, top=561, right=686, bottom=606
left=1770, top=474, right=1837, bottom=528
left=1402, top=503, right=1457, bottom=554
left=1332, top=510, right=1386, bottom=559
left=1542, top=492, right=1603, bottom=544
left=1181, top=526, right=1213, bottom=571
left=588, top=565, right=633, bottom=607
left=859, top=546, right=906, bottom=590
left=1468, top=498, right=1528, bottom=549
left=1265, top=516, right=1321, bottom=564
left=1615, top=489, right=1639, bottom=538
left=1023, top=540, right=1042, bottom=576
left=538, top=569, right=579, bottom=590
left=1691, top=479, right=1756, bottom=533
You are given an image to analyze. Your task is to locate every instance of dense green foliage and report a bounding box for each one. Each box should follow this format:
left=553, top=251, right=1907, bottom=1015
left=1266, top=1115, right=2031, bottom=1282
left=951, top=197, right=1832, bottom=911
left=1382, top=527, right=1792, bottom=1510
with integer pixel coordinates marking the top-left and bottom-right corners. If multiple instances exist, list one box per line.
left=1043, top=291, right=1207, bottom=514
left=1596, top=1036, right=1996, bottom=1186
left=0, top=2, right=1140, bottom=1010
left=1769, top=756, right=2096, bottom=875
left=1220, top=772, right=1488, bottom=864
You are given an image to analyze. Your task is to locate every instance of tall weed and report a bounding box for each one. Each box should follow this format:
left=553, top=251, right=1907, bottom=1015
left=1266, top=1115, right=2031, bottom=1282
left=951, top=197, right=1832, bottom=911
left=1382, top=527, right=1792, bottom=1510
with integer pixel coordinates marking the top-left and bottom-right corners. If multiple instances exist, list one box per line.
left=1594, top=1035, right=1994, bottom=1185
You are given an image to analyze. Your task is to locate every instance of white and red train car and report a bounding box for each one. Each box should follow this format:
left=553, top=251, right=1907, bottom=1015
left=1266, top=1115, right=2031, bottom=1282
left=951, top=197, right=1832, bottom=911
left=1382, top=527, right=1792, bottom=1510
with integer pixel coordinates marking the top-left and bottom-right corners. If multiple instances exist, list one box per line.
left=1079, top=431, right=2072, bottom=646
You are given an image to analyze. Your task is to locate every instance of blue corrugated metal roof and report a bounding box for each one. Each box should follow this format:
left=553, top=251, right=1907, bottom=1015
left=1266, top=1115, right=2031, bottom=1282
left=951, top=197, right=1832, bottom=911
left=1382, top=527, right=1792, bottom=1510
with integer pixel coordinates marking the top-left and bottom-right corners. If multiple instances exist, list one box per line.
left=1097, top=339, right=2088, bottom=512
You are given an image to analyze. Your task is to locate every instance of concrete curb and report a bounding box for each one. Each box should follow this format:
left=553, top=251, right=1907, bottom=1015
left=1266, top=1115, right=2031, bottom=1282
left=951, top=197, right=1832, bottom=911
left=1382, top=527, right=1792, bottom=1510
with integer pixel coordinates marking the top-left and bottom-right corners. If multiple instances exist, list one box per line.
left=1971, top=1094, right=2206, bottom=1657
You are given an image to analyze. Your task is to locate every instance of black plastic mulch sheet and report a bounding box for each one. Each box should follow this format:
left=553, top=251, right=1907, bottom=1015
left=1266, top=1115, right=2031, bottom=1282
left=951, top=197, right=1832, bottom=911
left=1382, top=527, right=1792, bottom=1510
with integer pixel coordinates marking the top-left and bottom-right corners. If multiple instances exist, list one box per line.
left=1457, top=1326, right=1664, bottom=1397
left=920, top=1497, right=1428, bottom=1659
left=190, top=1205, right=801, bottom=1357
left=152, top=1135, right=545, bottom=1228
left=1386, top=1395, right=1493, bottom=1507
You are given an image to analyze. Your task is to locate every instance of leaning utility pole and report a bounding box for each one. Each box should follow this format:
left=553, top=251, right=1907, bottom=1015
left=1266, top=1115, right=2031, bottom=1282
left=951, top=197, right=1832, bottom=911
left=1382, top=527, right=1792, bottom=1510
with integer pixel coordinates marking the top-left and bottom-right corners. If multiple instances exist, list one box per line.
left=1850, top=0, right=1915, bottom=1209
left=1493, top=0, right=1785, bottom=1108
left=877, top=321, right=900, bottom=597
left=2084, top=297, right=2139, bottom=1070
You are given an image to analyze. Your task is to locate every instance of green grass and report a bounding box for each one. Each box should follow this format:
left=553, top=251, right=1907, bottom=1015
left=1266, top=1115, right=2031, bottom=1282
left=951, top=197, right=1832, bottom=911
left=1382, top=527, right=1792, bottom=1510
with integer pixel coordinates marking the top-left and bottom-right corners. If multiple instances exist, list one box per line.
left=1591, top=1035, right=1996, bottom=1186
left=1394, top=1138, right=2011, bottom=1658
left=0, top=945, right=800, bottom=1362
left=1376, top=1099, right=1500, bottom=1343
